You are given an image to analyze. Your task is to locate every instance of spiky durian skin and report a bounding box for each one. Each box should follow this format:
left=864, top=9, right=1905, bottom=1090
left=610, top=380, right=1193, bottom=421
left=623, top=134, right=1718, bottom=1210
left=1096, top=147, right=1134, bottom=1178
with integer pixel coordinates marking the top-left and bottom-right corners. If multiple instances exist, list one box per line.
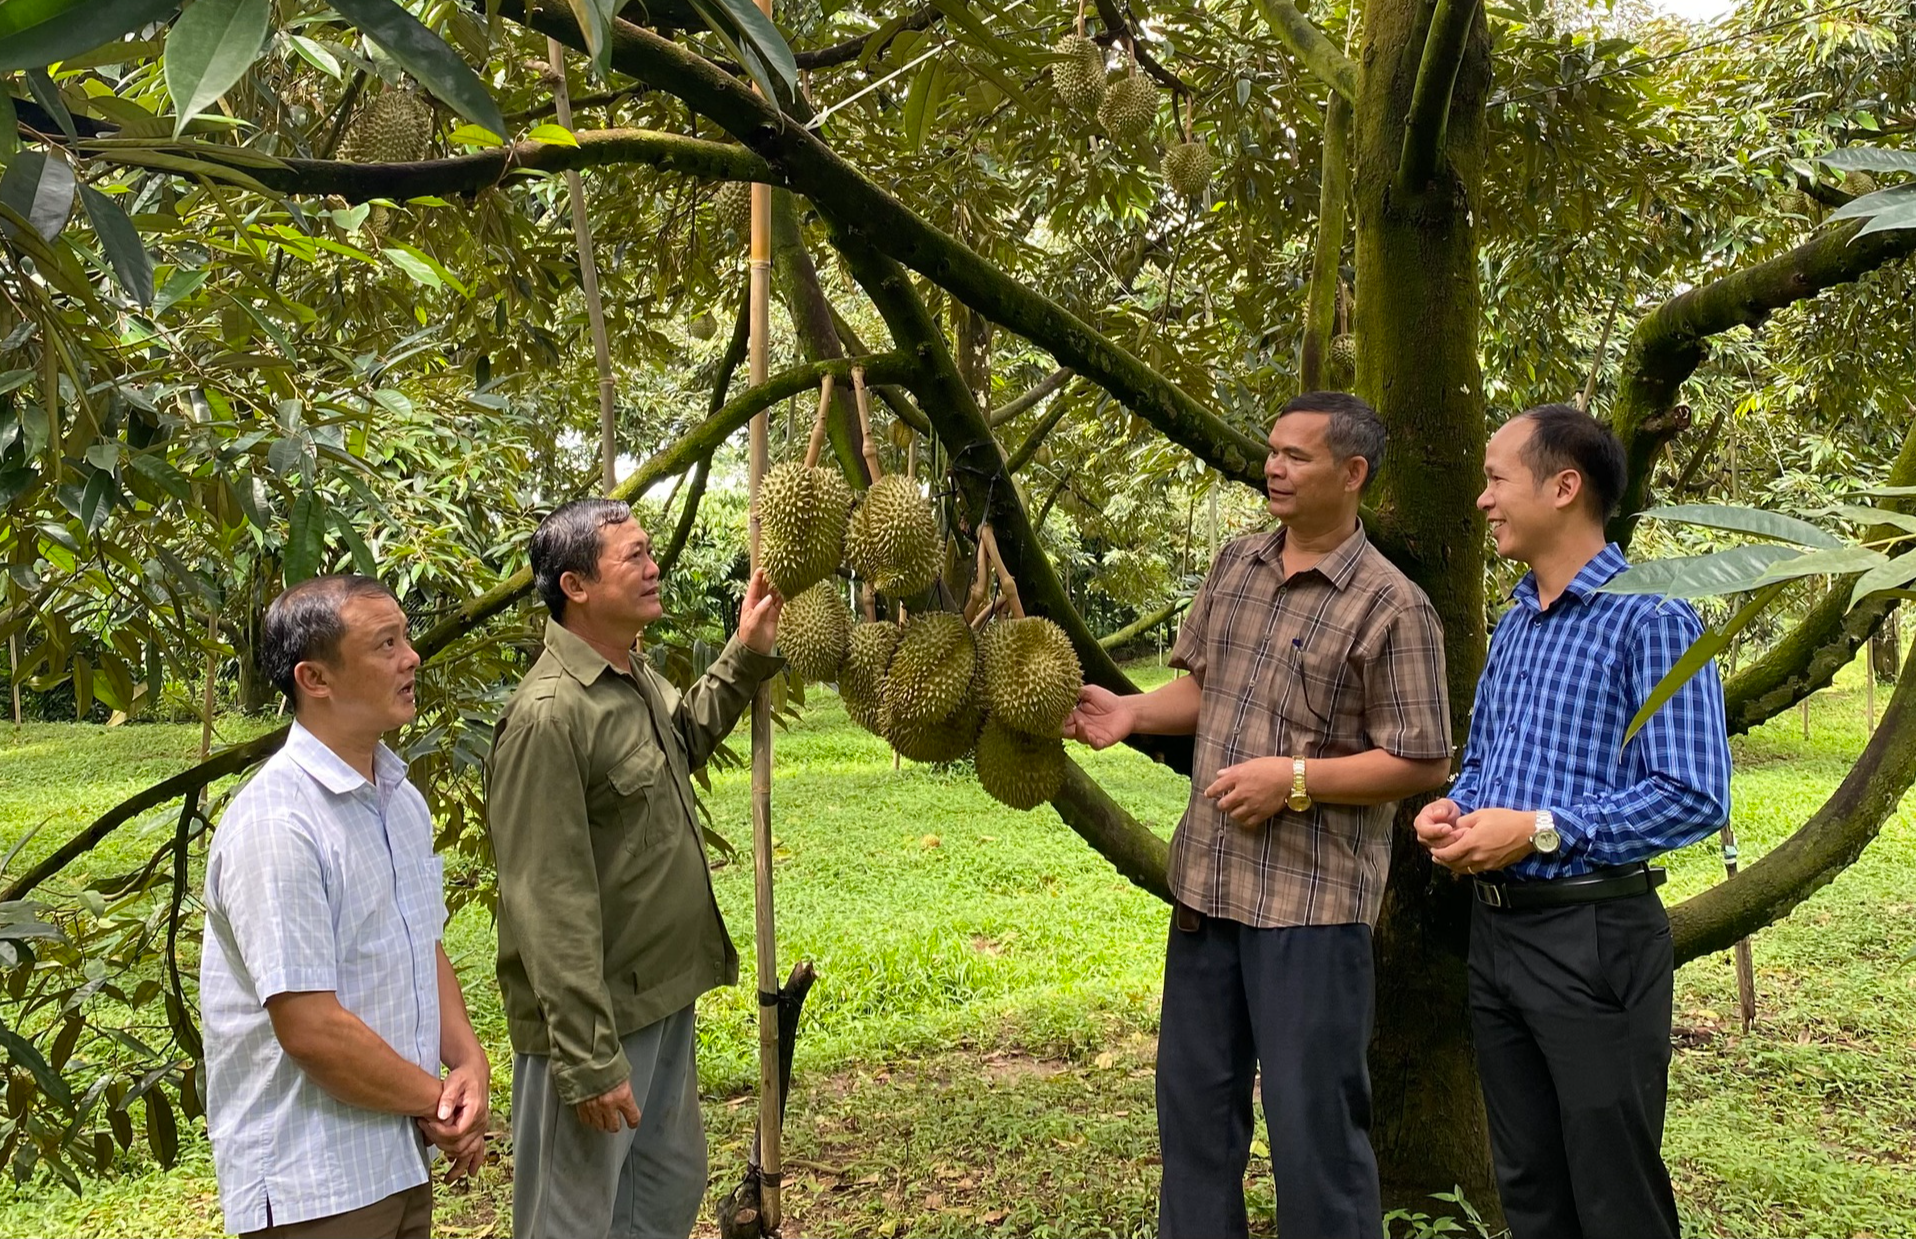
left=840, top=621, right=899, bottom=735
left=757, top=462, right=852, bottom=596
left=1161, top=140, right=1214, bottom=200
left=979, top=616, right=1083, bottom=737
left=975, top=717, right=1066, bottom=810
left=1097, top=73, right=1157, bottom=141
left=845, top=475, right=941, bottom=598
left=780, top=581, right=851, bottom=683
left=881, top=612, right=977, bottom=727
left=1051, top=34, right=1106, bottom=109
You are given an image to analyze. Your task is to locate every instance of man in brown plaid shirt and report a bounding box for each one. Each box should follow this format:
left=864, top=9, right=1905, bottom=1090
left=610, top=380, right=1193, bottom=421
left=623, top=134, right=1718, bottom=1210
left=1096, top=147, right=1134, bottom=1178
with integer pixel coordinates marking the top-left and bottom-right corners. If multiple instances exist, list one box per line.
left=1067, top=392, right=1453, bottom=1239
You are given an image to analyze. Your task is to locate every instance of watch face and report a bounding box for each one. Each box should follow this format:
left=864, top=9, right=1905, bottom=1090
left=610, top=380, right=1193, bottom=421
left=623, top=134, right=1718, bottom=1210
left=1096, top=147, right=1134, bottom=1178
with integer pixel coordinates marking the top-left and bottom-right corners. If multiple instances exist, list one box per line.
left=1287, top=792, right=1312, bottom=812
left=1534, top=827, right=1561, bottom=853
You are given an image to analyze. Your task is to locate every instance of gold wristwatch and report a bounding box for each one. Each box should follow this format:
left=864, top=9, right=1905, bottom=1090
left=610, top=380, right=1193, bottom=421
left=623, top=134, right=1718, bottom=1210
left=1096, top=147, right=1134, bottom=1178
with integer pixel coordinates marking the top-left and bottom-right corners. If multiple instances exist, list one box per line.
left=1286, top=756, right=1312, bottom=813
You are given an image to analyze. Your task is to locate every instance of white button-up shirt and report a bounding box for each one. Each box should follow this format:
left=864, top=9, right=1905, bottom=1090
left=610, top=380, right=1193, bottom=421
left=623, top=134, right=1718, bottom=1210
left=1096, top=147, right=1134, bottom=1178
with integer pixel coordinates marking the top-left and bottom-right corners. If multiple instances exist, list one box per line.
left=201, top=721, right=445, bottom=1233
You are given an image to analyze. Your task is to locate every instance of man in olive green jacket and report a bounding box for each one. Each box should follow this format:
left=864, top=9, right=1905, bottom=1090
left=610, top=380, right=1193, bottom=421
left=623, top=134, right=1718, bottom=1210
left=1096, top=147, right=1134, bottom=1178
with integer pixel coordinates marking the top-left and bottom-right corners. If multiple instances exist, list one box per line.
left=488, top=498, right=784, bottom=1239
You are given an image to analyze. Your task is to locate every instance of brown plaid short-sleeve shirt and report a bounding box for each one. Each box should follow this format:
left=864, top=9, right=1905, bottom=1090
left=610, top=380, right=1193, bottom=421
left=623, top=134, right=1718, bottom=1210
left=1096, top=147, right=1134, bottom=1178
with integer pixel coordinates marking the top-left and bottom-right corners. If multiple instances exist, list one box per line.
left=1168, top=525, right=1452, bottom=928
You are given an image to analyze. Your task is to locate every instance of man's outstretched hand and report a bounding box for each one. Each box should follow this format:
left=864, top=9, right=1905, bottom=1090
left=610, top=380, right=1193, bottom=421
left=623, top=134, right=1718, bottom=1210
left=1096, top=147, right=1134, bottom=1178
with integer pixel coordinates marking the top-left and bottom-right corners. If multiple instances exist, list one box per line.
left=1062, top=684, right=1134, bottom=750
left=739, top=567, right=785, bottom=655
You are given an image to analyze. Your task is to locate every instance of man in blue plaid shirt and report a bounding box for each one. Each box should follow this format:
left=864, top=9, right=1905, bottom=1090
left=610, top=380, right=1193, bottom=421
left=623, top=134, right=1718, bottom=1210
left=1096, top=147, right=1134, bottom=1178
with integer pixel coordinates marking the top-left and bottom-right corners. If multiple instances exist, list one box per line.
left=1414, top=404, right=1731, bottom=1239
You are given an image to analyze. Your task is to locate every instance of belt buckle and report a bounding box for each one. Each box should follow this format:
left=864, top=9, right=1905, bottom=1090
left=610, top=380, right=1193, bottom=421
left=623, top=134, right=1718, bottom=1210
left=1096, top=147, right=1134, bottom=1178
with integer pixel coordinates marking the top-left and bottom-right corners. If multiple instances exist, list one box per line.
left=1474, top=880, right=1505, bottom=909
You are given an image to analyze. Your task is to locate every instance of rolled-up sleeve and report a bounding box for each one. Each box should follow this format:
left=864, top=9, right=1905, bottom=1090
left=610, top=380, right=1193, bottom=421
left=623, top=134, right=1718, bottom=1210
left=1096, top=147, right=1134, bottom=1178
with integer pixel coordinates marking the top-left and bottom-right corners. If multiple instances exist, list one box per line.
left=1167, top=563, right=1222, bottom=684
left=487, top=712, right=627, bottom=1105
left=212, top=818, right=338, bottom=1003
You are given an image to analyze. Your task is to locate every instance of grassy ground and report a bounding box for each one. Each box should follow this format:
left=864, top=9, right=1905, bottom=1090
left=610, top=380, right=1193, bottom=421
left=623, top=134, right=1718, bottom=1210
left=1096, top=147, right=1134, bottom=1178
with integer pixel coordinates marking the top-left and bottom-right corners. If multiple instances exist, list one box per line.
left=0, top=657, right=1911, bottom=1238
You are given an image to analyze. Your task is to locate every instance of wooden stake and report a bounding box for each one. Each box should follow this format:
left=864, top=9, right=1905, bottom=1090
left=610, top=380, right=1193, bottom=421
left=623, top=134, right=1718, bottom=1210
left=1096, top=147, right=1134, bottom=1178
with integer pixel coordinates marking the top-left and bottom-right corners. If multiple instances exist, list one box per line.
left=200, top=608, right=220, bottom=763
left=802, top=374, right=835, bottom=469
left=546, top=38, right=619, bottom=496
left=1719, top=822, right=1757, bottom=1032
left=8, top=633, right=19, bottom=727
left=746, top=118, right=783, bottom=1230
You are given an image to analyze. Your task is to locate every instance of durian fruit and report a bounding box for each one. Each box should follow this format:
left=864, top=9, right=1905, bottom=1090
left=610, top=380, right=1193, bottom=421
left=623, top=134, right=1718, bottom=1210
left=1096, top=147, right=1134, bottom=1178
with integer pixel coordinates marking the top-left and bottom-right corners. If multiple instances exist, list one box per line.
left=688, top=311, right=717, bottom=341
left=1776, top=188, right=1812, bottom=218
left=714, top=181, right=752, bottom=235
left=780, top=581, right=851, bottom=684
left=1050, top=33, right=1106, bottom=109
left=840, top=621, right=899, bottom=735
left=975, top=717, right=1066, bottom=810
left=338, top=88, right=434, bottom=163
left=882, top=612, right=977, bottom=728
left=979, top=616, right=1083, bottom=738
left=1841, top=169, right=1878, bottom=198
left=1097, top=70, right=1158, bottom=143
left=1327, top=332, right=1357, bottom=389
left=1161, top=139, right=1214, bottom=201
left=845, top=475, right=941, bottom=598
left=887, top=694, right=984, bottom=764
left=757, top=461, right=853, bottom=596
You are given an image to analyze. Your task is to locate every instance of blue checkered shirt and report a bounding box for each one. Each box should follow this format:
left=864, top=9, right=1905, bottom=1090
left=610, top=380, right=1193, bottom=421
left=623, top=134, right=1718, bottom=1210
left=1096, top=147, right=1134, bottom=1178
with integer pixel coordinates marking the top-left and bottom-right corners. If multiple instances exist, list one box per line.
left=1447, top=544, right=1732, bottom=879
left=200, top=722, right=445, bottom=1232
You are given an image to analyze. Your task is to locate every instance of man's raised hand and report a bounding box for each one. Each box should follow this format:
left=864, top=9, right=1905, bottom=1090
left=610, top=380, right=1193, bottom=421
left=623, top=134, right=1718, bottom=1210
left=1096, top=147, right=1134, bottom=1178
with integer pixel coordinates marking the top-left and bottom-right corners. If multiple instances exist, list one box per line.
left=1062, top=684, right=1133, bottom=750
left=738, top=567, right=784, bottom=655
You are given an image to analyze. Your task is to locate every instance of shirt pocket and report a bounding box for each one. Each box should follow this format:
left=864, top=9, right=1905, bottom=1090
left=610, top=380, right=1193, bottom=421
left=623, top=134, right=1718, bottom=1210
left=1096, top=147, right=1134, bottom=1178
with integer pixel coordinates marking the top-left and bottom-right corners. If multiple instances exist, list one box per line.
left=605, top=743, right=670, bottom=854
left=1268, top=633, right=1356, bottom=756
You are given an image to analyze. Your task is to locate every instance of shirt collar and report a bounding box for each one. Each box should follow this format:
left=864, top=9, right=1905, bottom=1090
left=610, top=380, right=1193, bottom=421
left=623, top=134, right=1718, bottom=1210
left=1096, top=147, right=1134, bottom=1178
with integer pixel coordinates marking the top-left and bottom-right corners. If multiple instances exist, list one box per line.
left=544, top=617, right=632, bottom=686
left=1511, top=542, right=1629, bottom=610
left=282, top=720, right=406, bottom=795
left=1250, top=523, right=1368, bottom=591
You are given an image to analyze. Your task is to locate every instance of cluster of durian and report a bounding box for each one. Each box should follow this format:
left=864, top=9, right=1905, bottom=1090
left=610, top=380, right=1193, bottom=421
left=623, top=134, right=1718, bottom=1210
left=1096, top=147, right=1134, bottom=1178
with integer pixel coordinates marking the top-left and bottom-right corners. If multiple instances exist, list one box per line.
left=1051, top=32, right=1214, bottom=203
left=756, top=464, right=941, bottom=600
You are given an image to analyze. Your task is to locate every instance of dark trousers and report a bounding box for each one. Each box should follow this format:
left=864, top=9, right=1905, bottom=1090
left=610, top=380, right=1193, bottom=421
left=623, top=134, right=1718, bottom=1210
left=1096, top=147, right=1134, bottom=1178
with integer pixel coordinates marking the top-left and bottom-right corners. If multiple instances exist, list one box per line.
left=1468, top=892, right=1680, bottom=1239
left=1156, top=910, right=1381, bottom=1239
left=243, top=1184, right=432, bottom=1239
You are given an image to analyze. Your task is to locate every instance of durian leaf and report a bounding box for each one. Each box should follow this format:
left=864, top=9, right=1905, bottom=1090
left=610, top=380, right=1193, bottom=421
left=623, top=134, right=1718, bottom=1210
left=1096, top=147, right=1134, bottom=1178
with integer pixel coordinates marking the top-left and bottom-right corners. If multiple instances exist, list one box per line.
left=78, top=183, right=153, bottom=306
left=0, top=150, right=75, bottom=242
left=1598, top=545, right=1801, bottom=598
left=1624, top=582, right=1784, bottom=745
left=1637, top=503, right=1844, bottom=549
left=1816, top=145, right=1916, bottom=174
left=0, top=0, right=176, bottom=73
left=323, top=0, right=506, bottom=139
left=165, top=0, right=270, bottom=136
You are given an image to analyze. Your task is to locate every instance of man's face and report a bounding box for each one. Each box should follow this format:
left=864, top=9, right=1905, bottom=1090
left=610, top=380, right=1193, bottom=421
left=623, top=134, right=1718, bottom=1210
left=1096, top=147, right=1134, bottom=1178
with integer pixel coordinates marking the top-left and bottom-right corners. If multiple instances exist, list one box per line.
left=1478, top=417, right=1567, bottom=564
left=575, top=518, right=664, bottom=628
left=1265, top=412, right=1365, bottom=524
left=306, top=593, right=419, bottom=733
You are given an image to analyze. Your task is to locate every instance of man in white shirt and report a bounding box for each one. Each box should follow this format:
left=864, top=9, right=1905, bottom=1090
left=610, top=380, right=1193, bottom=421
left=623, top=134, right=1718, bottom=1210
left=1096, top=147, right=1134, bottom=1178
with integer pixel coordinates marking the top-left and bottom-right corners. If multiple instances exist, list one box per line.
left=201, top=574, right=490, bottom=1238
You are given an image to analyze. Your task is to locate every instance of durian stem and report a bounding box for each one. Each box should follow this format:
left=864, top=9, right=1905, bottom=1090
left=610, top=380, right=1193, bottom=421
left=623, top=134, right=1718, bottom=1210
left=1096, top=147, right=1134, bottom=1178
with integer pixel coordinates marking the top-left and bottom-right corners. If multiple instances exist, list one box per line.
left=860, top=581, right=877, bottom=623
left=802, top=372, right=836, bottom=468
left=979, top=524, right=1024, bottom=619
left=964, top=535, right=992, bottom=625
left=851, top=365, right=883, bottom=480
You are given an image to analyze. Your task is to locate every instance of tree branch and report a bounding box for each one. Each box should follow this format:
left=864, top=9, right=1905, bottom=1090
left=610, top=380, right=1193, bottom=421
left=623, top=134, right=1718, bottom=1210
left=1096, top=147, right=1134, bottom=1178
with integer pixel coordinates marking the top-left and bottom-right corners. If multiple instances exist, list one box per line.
left=1396, top=0, right=1482, bottom=195
left=771, top=189, right=870, bottom=482
left=1098, top=595, right=1191, bottom=649
left=504, top=0, right=1269, bottom=488
left=1672, top=634, right=1916, bottom=963
left=1248, top=0, right=1357, bottom=103
left=1300, top=94, right=1351, bottom=388
left=1611, top=219, right=1916, bottom=540
left=1091, top=0, right=1194, bottom=94
left=988, top=367, right=1072, bottom=428
left=793, top=4, right=941, bottom=70
left=61, top=128, right=774, bottom=204
left=1005, top=392, right=1071, bottom=473
left=1050, top=757, right=1172, bottom=901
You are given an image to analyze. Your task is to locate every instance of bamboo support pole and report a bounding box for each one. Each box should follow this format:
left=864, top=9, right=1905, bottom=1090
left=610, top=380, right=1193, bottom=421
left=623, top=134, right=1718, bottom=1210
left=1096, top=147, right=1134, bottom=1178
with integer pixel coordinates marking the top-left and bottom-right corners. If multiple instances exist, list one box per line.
left=546, top=37, right=619, bottom=495
left=1719, top=823, right=1756, bottom=1032
left=745, top=24, right=782, bottom=1222
left=8, top=633, right=19, bottom=726
left=200, top=608, right=220, bottom=764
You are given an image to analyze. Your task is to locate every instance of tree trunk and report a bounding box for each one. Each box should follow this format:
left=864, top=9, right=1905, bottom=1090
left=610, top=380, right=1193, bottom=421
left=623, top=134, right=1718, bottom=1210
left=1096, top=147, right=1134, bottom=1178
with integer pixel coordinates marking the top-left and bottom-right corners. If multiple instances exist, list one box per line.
left=1350, top=0, right=1497, bottom=1211
left=1873, top=609, right=1900, bottom=684
left=234, top=552, right=280, bottom=715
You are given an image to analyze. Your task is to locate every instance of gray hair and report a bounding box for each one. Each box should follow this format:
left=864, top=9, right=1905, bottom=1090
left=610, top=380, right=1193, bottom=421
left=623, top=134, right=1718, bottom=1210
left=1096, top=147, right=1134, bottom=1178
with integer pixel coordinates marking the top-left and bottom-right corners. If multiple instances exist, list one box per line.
left=1279, top=391, right=1387, bottom=489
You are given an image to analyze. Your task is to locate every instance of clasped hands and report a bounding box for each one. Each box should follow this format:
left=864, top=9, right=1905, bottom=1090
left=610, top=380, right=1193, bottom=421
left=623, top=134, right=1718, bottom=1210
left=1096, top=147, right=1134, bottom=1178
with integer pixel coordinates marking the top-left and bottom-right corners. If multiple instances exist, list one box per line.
left=417, top=1063, right=489, bottom=1180
left=1413, top=799, right=1540, bottom=875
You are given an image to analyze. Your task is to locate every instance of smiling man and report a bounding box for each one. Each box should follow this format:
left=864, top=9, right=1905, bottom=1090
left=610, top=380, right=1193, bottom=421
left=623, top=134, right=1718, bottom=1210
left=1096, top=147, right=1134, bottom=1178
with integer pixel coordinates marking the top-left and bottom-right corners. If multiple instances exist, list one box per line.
left=1065, top=392, right=1452, bottom=1238
left=1414, top=403, right=1731, bottom=1239
left=487, top=498, right=784, bottom=1239
left=202, top=575, right=489, bottom=1239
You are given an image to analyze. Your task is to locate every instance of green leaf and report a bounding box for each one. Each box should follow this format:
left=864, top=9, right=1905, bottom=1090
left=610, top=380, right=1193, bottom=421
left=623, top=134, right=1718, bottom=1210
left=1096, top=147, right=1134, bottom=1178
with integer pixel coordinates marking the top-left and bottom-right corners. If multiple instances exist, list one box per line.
left=1624, top=583, right=1785, bottom=745
left=323, top=0, right=506, bottom=139
left=285, top=32, right=340, bottom=77
left=902, top=54, right=942, bottom=151
left=24, top=66, right=74, bottom=137
left=165, top=0, right=269, bottom=134
left=285, top=487, right=324, bottom=582
left=144, top=1087, right=178, bottom=1169
left=1829, top=183, right=1916, bottom=223
left=446, top=122, right=502, bottom=147
left=0, top=88, right=17, bottom=159
left=150, top=264, right=208, bottom=316
left=79, top=468, right=115, bottom=534
left=0, top=1026, right=74, bottom=1108
left=1848, top=555, right=1916, bottom=610
left=0, top=149, right=74, bottom=242
left=382, top=245, right=441, bottom=289
left=561, top=0, right=620, bottom=71
left=1639, top=503, right=1844, bottom=549
left=1824, top=503, right=1916, bottom=536
left=127, top=451, right=191, bottom=500
left=685, top=0, right=797, bottom=103
left=330, top=509, right=376, bottom=575
left=1747, top=545, right=1890, bottom=587
left=1858, top=485, right=1916, bottom=498
left=1599, top=544, right=1801, bottom=598
left=1816, top=145, right=1916, bottom=174
left=525, top=122, right=578, bottom=147
left=1853, top=197, right=1916, bottom=239
left=78, top=184, right=153, bottom=306
left=0, top=0, right=176, bottom=73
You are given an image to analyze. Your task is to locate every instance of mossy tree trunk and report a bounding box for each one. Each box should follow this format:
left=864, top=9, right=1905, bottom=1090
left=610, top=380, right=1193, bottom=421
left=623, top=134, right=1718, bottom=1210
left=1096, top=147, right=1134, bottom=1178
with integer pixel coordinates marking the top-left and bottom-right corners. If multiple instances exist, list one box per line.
left=1349, top=0, right=1497, bottom=1208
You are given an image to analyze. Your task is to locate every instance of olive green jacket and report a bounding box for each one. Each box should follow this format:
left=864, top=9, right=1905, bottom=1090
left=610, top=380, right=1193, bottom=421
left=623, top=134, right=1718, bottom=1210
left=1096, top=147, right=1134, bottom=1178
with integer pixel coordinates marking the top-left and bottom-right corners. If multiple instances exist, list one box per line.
left=487, top=619, right=782, bottom=1105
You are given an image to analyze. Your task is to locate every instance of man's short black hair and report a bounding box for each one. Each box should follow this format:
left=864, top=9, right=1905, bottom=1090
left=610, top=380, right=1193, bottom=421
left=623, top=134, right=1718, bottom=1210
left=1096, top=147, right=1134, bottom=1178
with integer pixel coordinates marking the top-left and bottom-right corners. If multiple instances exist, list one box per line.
left=260, top=575, right=398, bottom=706
left=531, top=498, right=634, bottom=621
left=1278, top=391, right=1387, bottom=489
left=1516, top=402, right=1627, bottom=520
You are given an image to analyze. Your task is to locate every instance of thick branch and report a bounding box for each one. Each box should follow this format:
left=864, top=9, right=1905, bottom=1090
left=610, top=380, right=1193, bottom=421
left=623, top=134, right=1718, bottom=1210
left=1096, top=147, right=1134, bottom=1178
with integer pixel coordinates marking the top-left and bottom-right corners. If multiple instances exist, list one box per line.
left=1396, top=0, right=1482, bottom=194
left=988, top=367, right=1072, bottom=428
left=1050, top=758, right=1172, bottom=902
left=1005, top=394, right=1071, bottom=473
left=506, top=0, right=1269, bottom=488
left=1300, top=94, right=1351, bottom=388
left=657, top=456, right=710, bottom=574
left=1248, top=0, right=1357, bottom=103
left=1098, top=595, right=1191, bottom=649
left=1091, top=0, right=1194, bottom=94
left=1612, top=219, right=1916, bottom=539
left=828, top=303, right=933, bottom=435
left=793, top=4, right=941, bottom=69
left=1720, top=422, right=1916, bottom=732
left=65, top=128, right=774, bottom=204
left=1672, top=635, right=1916, bottom=963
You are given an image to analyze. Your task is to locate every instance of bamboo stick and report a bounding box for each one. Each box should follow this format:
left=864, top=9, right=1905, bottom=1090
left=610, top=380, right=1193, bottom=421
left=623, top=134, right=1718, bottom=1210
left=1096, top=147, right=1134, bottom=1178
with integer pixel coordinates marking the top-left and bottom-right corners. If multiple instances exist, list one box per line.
left=1719, top=823, right=1756, bottom=1032
left=547, top=37, right=619, bottom=495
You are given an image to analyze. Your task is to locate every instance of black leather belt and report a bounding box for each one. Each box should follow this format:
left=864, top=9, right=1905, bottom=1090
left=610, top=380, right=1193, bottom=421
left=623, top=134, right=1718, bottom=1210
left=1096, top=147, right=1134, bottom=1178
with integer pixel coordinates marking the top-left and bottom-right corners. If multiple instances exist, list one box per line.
left=1474, top=862, right=1666, bottom=911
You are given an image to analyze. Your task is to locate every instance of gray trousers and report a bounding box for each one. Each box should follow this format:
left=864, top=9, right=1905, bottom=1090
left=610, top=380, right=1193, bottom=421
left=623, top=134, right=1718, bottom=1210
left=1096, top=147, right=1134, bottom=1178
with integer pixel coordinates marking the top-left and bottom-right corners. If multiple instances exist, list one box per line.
left=511, top=1004, right=707, bottom=1239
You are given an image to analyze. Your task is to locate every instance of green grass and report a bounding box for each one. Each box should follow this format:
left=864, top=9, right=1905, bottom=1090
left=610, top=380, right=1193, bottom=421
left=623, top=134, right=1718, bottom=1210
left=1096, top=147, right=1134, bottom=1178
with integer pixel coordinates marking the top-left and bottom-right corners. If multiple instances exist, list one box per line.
left=0, top=654, right=1912, bottom=1237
